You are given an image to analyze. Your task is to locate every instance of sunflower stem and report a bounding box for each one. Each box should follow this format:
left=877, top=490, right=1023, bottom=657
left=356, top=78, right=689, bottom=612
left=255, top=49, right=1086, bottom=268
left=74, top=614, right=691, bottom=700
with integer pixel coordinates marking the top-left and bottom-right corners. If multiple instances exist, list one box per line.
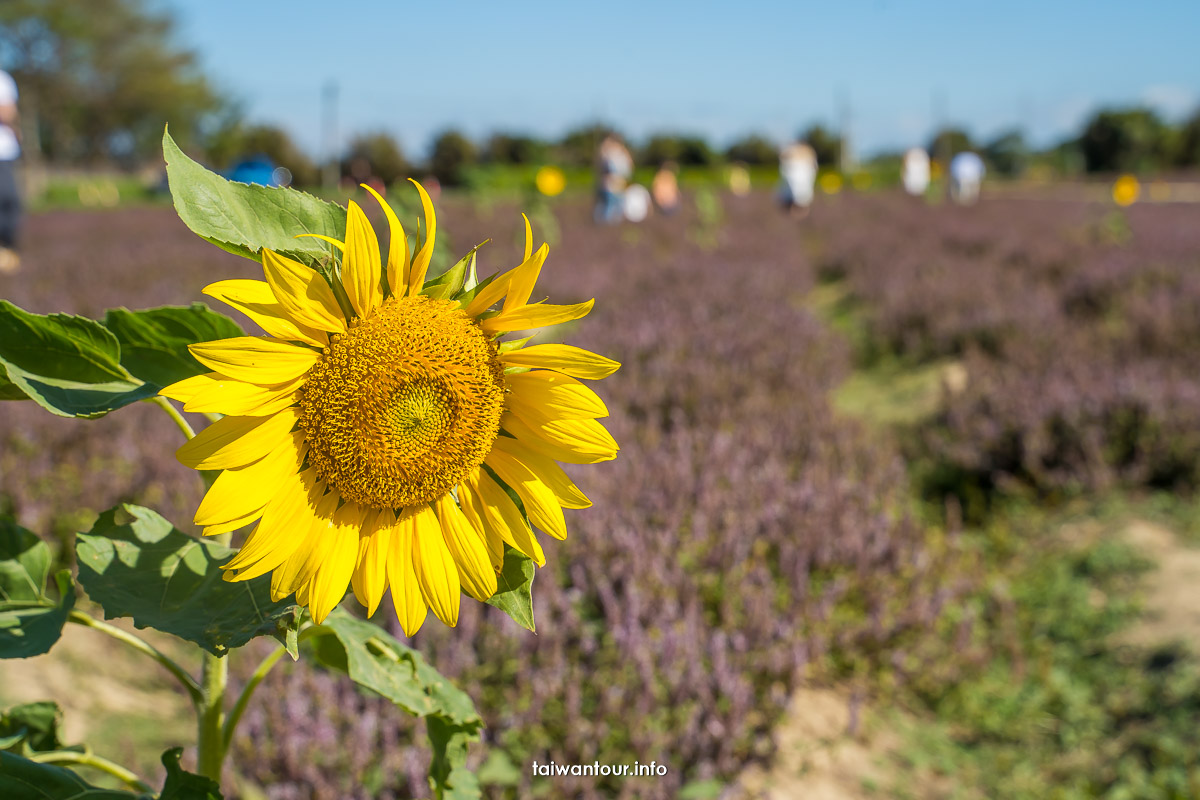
left=152, top=396, right=196, bottom=439
left=196, top=648, right=229, bottom=784
left=220, top=645, right=285, bottom=758
left=67, top=610, right=203, bottom=706
left=30, top=749, right=153, bottom=793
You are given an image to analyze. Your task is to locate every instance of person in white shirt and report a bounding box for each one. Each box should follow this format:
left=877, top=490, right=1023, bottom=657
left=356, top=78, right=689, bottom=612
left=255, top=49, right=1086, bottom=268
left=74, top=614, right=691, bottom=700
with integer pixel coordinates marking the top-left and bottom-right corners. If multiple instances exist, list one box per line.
left=902, top=147, right=930, bottom=197
left=779, top=142, right=817, bottom=217
left=949, top=151, right=985, bottom=205
left=0, top=70, right=20, bottom=273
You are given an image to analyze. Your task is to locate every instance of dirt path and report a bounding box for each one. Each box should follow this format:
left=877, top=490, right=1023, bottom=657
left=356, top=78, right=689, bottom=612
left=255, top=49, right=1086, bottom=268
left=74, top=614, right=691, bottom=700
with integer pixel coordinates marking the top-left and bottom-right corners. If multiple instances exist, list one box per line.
left=1120, top=520, right=1200, bottom=647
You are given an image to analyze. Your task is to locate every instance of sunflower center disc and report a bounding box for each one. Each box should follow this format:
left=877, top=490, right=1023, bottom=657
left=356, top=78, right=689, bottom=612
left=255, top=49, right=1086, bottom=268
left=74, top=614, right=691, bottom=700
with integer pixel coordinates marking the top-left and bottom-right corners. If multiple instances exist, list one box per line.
left=298, top=295, right=505, bottom=510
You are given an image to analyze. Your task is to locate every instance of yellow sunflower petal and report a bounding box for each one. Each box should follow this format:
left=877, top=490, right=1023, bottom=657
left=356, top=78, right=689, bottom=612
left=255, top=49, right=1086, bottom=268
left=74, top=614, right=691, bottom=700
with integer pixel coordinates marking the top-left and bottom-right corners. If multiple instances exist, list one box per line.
left=294, top=233, right=344, bottom=251
left=470, top=469, right=546, bottom=566
left=362, top=184, right=410, bottom=297
left=194, top=430, right=306, bottom=526
left=462, top=271, right=515, bottom=317
left=506, top=371, right=609, bottom=422
left=224, top=467, right=321, bottom=580
left=498, top=343, right=621, bottom=380
left=406, top=179, right=437, bottom=296
left=485, top=449, right=567, bottom=540
left=387, top=512, right=428, bottom=637
left=183, top=374, right=304, bottom=416
left=261, top=249, right=347, bottom=333
left=480, top=299, right=594, bottom=335
left=160, top=372, right=218, bottom=403
left=350, top=508, right=391, bottom=617
left=502, top=243, right=548, bottom=312
left=342, top=200, right=383, bottom=318
left=188, top=337, right=318, bottom=385
left=307, top=502, right=365, bottom=623
left=522, top=213, right=533, bottom=261
left=201, top=508, right=263, bottom=537
left=502, top=412, right=618, bottom=465
left=176, top=407, right=299, bottom=471
left=490, top=435, right=591, bottom=509
left=270, top=489, right=339, bottom=600
left=203, top=279, right=327, bottom=347
left=456, top=480, right=505, bottom=570
left=411, top=505, right=460, bottom=626
left=434, top=494, right=497, bottom=602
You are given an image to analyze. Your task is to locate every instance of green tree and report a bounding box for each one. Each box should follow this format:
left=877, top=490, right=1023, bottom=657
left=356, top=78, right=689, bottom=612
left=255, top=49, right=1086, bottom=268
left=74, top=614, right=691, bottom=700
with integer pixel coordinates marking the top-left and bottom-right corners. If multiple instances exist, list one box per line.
left=484, top=132, right=548, bottom=165
left=1077, top=108, right=1168, bottom=173
left=557, top=122, right=616, bottom=167
left=640, top=133, right=716, bottom=167
left=0, top=0, right=224, bottom=163
left=984, top=130, right=1028, bottom=177
left=429, top=129, right=476, bottom=187
left=1171, top=110, right=1200, bottom=167
left=927, top=127, right=974, bottom=161
left=725, top=134, right=777, bottom=165
left=800, top=124, right=841, bottom=166
left=343, top=131, right=409, bottom=185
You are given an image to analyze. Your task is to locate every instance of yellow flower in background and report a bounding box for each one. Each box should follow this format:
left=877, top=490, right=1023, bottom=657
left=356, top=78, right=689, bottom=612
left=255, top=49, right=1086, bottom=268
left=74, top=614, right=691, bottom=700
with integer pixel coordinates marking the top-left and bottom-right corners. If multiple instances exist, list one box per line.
left=819, top=172, right=844, bottom=194
left=535, top=165, right=566, bottom=197
left=1112, top=174, right=1140, bottom=207
left=162, top=181, right=619, bottom=631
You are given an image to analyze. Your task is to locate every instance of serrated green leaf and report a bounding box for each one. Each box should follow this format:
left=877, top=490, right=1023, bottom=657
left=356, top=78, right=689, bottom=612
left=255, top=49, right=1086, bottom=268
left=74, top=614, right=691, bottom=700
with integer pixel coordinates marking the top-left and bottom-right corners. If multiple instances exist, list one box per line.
left=309, top=611, right=483, bottom=800
left=0, top=301, right=152, bottom=419
left=75, top=505, right=299, bottom=656
left=484, top=546, right=535, bottom=632
left=159, top=747, right=222, bottom=800
left=164, top=129, right=346, bottom=266
left=0, top=364, right=28, bottom=401
left=102, top=305, right=243, bottom=389
left=427, top=716, right=482, bottom=800
left=0, top=520, right=74, bottom=659
left=0, top=751, right=146, bottom=799
left=0, top=702, right=63, bottom=754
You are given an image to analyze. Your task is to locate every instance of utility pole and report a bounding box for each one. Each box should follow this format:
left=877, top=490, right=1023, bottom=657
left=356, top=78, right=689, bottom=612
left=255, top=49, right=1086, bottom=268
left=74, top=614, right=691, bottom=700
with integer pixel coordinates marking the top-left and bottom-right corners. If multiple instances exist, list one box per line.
left=322, top=81, right=339, bottom=190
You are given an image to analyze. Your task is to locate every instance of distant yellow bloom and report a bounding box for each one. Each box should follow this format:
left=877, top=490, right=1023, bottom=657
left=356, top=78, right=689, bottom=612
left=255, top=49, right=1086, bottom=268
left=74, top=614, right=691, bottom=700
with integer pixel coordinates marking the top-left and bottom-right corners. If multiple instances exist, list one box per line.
left=819, top=172, right=843, bottom=194
left=163, top=181, right=619, bottom=630
left=535, top=165, right=566, bottom=197
left=1112, top=174, right=1140, bottom=207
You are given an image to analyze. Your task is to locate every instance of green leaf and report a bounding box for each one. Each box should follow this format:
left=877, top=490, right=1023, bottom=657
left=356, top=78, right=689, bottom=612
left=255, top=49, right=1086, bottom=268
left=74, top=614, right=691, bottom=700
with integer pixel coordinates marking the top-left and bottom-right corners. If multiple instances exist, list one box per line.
left=0, top=364, right=28, bottom=401
left=484, top=546, right=536, bottom=632
left=0, top=702, right=63, bottom=754
left=427, top=240, right=487, bottom=301
left=103, top=305, right=243, bottom=389
left=158, top=747, right=222, bottom=800
left=309, top=611, right=483, bottom=800
left=0, top=301, right=153, bottom=418
left=164, top=128, right=346, bottom=266
left=0, top=751, right=146, bottom=799
left=75, top=505, right=299, bottom=656
left=0, top=519, right=74, bottom=659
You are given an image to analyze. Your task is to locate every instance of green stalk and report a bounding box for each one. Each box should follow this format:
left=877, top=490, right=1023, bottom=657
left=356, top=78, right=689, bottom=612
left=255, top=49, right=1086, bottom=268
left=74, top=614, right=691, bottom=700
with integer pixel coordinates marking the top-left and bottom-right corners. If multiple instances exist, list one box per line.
left=196, top=648, right=229, bottom=783
left=67, top=610, right=202, bottom=706
left=30, top=749, right=153, bottom=793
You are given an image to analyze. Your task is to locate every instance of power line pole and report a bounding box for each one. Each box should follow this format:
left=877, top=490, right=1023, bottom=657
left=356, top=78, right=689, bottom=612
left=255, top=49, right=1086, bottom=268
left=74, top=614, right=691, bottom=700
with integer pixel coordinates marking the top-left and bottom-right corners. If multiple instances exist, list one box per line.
left=322, top=81, right=339, bottom=190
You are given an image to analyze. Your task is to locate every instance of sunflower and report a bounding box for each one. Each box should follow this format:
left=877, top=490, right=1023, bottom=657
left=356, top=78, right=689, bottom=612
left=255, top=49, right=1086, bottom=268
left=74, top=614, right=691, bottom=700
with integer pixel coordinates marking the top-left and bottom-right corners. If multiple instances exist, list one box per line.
left=162, top=182, right=619, bottom=632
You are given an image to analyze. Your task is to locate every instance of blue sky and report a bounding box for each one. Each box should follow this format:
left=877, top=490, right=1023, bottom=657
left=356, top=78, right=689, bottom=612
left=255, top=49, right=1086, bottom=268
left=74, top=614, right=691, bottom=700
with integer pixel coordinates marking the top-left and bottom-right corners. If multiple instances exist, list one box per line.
left=170, top=0, right=1200, bottom=159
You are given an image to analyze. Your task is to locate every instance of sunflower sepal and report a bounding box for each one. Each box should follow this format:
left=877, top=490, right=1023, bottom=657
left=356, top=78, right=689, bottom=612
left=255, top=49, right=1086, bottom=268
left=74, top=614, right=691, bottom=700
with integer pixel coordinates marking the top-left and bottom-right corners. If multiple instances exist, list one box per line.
left=425, top=239, right=488, bottom=301
left=484, top=545, right=536, bottom=632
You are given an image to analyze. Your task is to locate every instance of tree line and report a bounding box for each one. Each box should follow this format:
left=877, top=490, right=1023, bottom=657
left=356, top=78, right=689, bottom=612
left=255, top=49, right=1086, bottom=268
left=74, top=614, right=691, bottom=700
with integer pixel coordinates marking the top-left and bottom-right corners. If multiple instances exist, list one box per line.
left=2, top=0, right=1198, bottom=188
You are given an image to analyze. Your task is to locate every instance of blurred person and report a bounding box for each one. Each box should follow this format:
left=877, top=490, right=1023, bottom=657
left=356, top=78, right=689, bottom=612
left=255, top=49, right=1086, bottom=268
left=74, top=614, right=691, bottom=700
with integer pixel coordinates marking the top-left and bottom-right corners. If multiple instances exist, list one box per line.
left=778, top=142, right=816, bottom=217
left=651, top=161, right=681, bottom=215
left=949, top=151, right=985, bottom=205
left=902, top=147, right=930, bottom=196
left=623, top=183, right=652, bottom=222
left=594, top=134, right=632, bottom=224
left=0, top=69, right=20, bottom=273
